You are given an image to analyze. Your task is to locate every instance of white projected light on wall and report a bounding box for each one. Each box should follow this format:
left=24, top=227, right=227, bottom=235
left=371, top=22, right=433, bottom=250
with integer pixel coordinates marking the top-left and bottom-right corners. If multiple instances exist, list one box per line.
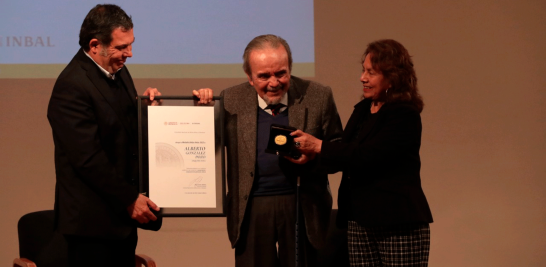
left=0, top=0, right=314, bottom=78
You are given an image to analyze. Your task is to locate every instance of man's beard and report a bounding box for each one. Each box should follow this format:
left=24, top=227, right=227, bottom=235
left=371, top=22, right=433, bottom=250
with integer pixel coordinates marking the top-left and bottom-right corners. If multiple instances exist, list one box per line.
left=262, top=88, right=286, bottom=105
left=262, top=95, right=280, bottom=105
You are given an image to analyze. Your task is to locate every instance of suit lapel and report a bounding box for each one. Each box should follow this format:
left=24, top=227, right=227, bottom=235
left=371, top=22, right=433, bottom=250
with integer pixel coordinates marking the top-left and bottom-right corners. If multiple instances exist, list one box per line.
left=117, top=68, right=138, bottom=139
left=355, top=99, right=380, bottom=143
left=239, top=86, right=258, bottom=166
left=77, top=50, right=134, bottom=137
left=344, top=99, right=377, bottom=142
left=287, top=79, right=306, bottom=131
left=119, top=68, right=138, bottom=107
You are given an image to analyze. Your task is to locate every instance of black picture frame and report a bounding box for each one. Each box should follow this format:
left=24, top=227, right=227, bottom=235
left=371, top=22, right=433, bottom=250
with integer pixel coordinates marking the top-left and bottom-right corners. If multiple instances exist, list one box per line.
left=138, top=95, right=225, bottom=217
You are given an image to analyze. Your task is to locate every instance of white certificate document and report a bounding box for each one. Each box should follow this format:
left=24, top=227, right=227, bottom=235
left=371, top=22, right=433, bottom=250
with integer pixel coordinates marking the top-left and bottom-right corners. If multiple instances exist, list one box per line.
left=147, top=106, right=216, bottom=208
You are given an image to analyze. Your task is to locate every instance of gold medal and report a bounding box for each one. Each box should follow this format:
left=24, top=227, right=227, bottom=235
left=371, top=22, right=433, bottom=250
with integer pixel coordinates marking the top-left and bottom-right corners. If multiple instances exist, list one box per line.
left=274, top=135, right=287, bottom=145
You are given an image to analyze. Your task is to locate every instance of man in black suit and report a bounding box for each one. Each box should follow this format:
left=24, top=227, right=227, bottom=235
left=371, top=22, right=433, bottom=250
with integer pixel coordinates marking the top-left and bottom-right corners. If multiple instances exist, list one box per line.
left=47, top=4, right=162, bottom=266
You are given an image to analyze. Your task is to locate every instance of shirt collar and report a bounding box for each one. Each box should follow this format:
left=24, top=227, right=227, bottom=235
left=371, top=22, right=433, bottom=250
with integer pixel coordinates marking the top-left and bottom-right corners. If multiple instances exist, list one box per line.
left=84, top=50, right=121, bottom=80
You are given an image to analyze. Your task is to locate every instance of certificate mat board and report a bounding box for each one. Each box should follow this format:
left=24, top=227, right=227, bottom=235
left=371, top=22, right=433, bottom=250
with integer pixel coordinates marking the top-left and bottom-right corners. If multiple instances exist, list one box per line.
left=138, top=96, right=225, bottom=216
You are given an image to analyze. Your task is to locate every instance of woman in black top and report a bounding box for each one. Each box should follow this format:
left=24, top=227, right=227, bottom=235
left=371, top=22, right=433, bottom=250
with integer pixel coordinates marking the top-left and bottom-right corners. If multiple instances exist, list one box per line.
left=290, top=39, right=433, bottom=266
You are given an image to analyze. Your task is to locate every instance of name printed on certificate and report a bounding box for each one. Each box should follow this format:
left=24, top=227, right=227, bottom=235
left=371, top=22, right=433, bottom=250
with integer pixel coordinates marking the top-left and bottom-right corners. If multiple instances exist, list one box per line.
left=147, top=106, right=216, bottom=208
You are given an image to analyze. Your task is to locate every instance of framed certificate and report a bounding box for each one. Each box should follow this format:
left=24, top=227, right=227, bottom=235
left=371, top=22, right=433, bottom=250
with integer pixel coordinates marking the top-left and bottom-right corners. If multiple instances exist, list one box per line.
left=138, top=96, right=225, bottom=217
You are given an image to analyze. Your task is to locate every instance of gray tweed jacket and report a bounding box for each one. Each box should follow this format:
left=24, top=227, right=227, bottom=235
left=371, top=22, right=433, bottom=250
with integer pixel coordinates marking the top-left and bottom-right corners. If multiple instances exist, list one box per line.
left=221, top=76, right=343, bottom=249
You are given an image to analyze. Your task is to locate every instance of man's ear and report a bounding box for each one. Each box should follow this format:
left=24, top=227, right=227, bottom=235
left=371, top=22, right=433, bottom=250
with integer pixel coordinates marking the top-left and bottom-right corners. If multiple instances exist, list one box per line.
left=246, top=73, right=254, bottom=86
left=89, top=39, right=100, bottom=54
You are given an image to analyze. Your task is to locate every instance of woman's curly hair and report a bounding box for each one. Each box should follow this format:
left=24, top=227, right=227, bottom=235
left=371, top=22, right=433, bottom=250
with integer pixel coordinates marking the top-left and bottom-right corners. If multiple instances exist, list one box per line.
left=363, top=39, right=424, bottom=112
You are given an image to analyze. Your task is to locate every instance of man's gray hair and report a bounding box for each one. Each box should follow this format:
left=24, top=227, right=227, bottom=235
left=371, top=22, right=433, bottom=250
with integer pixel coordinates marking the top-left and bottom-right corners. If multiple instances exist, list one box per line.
left=242, top=34, right=293, bottom=75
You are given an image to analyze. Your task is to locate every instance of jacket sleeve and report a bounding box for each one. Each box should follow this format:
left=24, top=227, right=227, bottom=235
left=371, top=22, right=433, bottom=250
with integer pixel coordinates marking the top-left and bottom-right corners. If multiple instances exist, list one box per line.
left=320, top=104, right=421, bottom=176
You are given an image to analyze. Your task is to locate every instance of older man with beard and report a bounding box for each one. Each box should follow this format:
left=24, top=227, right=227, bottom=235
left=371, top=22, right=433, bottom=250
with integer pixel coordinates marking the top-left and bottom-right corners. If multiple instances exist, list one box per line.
left=215, top=34, right=343, bottom=267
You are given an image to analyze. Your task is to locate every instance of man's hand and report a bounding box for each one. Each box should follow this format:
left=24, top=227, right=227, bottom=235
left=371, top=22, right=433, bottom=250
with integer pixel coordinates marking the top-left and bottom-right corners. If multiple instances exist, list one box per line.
left=127, top=194, right=160, bottom=224
left=192, top=88, right=215, bottom=105
left=291, top=130, right=323, bottom=155
left=143, top=87, right=162, bottom=106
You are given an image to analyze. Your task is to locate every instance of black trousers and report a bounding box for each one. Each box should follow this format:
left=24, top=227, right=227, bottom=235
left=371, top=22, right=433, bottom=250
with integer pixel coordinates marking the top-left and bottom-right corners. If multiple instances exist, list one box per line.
left=64, top=228, right=138, bottom=267
left=235, top=194, right=317, bottom=267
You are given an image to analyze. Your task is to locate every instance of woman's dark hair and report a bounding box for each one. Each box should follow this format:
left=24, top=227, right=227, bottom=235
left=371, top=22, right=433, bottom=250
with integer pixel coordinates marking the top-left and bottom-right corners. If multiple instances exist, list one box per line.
left=363, top=39, right=424, bottom=112
left=79, top=4, right=133, bottom=51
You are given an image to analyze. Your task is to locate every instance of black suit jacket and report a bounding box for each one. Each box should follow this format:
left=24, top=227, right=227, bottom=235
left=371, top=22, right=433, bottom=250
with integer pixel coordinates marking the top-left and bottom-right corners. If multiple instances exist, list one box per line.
left=48, top=49, right=159, bottom=239
left=321, top=98, right=433, bottom=227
